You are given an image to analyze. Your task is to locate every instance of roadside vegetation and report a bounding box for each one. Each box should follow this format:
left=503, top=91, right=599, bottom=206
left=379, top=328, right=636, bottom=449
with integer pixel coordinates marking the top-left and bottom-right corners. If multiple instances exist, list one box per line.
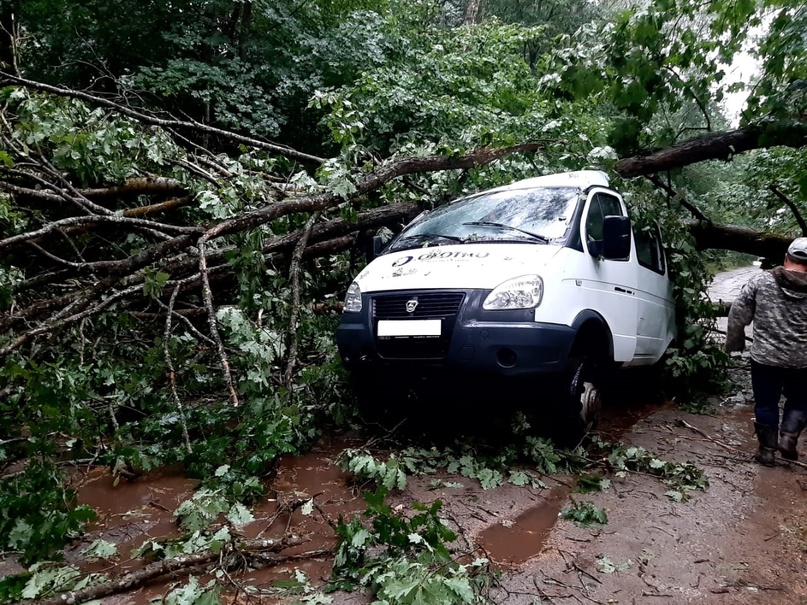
left=0, top=0, right=805, bottom=602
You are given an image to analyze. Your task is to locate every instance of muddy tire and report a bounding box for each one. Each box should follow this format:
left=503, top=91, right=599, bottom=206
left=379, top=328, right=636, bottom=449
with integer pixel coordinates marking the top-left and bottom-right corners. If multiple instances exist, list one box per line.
left=556, top=355, right=603, bottom=446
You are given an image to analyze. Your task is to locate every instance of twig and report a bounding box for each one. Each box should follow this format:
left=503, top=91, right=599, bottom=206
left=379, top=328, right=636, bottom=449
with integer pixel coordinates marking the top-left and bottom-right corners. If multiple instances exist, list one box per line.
left=646, top=175, right=711, bottom=223
left=675, top=418, right=740, bottom=453
left=283, top=212, right=319, bottom=391
left=197, top=239, right=239, bottom=407
left=676, top=418, right=807, bottom=469
left=164, top=284, right=193, bottom=454
left=769, top=184, right=807, bottom=236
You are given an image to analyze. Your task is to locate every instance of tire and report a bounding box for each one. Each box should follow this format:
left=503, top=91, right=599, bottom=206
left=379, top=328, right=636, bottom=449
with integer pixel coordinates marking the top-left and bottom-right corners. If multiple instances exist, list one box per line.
left=557, top=355, right=603, bottom=445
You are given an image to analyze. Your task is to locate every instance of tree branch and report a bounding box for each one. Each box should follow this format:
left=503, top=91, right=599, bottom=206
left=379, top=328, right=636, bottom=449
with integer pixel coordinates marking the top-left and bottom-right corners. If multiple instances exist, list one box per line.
left=283, top=212, right=319, bottom=390
left=768, top=185, right=807, bottom=236
left=0, top=71, right=325, bottom=164
left=646, top=175, right=711, bottom=222
left=30, top=535, right=304, bottom=605
left=617, top=122, right=807, bottom=178
left=198, top=240, right=239, bottom=407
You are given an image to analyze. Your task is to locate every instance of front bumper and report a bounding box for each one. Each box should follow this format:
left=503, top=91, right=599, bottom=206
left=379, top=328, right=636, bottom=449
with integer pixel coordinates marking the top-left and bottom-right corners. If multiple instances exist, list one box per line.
left=336, top=289, right=576, bottom=378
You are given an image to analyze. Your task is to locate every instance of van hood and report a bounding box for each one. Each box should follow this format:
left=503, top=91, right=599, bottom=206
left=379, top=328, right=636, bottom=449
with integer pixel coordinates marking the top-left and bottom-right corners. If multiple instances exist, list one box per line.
left=354, top=243, right=563, bottom=292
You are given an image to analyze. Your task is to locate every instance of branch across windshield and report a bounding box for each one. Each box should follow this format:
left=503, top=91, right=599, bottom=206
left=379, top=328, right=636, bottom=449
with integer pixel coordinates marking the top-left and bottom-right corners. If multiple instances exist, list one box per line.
left=388, top=187, right=580, bottom=253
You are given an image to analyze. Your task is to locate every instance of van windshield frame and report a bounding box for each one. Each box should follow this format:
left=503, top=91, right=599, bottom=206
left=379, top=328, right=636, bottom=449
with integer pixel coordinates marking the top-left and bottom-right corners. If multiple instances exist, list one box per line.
left=386, top=186, right=581, bottom=253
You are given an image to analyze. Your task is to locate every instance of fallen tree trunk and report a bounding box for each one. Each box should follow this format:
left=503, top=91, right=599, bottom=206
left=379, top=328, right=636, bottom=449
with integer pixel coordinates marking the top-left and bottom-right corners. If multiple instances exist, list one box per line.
left=616, top=122, right=807, bottom=178
left=688, top=220, right=792, bottom=259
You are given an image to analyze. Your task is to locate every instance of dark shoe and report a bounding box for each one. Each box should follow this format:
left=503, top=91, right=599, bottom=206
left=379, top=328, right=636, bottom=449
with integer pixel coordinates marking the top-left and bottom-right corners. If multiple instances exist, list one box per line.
left=778, top=431, right=800, bottom=460
left=779, top=409, right=807, bottom=461
left=755, top=447, right=776, bottom=466
left=754, top=422, right=778, bottom=467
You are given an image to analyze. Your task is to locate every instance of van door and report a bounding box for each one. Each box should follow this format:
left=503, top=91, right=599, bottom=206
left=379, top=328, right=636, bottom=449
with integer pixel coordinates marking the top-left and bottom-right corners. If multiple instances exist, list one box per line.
left=633, top=223, right=675, bottom=363
left=579, top=190, right=637, bottom=363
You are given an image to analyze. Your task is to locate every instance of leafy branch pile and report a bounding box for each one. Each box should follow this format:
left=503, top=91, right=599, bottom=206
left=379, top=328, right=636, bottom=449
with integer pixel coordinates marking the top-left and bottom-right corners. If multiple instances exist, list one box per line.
left=332, top=488, right=492, bottom=604
left=339, top=432, right=708, bottom=502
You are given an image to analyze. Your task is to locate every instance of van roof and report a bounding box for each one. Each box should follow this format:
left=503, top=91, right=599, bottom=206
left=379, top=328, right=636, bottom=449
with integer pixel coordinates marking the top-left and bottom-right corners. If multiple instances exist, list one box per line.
left=489, top=170, right=610, bottom=193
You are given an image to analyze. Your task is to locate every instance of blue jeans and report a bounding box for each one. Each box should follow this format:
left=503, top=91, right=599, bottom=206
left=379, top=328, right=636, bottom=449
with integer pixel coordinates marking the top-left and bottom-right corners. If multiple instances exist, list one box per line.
left=751, top=360, right=807, bottom=430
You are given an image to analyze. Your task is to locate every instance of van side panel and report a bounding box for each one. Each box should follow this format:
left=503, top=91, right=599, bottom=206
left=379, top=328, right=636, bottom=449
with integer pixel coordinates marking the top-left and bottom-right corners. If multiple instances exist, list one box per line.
left=535, top=248, right=638, bottom=363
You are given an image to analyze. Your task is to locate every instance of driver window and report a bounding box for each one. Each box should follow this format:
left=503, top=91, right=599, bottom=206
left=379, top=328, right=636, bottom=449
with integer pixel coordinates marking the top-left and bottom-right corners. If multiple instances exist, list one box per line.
left=585, top=193, right=623, bottom=242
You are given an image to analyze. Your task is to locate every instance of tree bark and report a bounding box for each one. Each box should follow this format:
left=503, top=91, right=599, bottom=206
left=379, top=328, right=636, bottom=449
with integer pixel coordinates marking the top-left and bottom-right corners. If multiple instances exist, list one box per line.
left=616, top=122, right=807, bottom=178
left=31, top=536, right=305, bottom=605
left=687, top=220, right=793, bottom=260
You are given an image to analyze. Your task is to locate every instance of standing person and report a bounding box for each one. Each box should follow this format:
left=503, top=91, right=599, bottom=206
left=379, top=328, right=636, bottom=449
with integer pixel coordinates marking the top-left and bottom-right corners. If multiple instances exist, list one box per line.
left=726, top=237, right=807, bottom=466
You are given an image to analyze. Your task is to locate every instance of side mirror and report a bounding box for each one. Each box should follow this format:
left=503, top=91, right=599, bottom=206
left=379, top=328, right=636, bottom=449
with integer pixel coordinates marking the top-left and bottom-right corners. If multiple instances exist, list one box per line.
left=368, top=235, right=384, bottom=261
left=601, top=215, right=631, bottom=260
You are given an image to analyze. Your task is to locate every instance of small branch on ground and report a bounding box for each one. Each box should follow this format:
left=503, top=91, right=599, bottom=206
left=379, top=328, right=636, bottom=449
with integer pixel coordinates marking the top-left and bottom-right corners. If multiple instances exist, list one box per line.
left=677, top=418, right=807, bottom=469
left=30, top=535, right=305, bottom=605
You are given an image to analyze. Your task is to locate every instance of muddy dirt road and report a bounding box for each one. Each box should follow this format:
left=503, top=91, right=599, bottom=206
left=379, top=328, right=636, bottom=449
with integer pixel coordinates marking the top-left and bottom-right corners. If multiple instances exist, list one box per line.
left=50, top=374, right=807, bottom=605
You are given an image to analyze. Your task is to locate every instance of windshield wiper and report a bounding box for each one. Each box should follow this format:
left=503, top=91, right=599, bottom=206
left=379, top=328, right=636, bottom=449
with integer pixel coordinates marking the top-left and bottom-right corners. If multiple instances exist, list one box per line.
left=462, top=221, right=549, bottom=243
left=388, top=232, right=465, bottom=252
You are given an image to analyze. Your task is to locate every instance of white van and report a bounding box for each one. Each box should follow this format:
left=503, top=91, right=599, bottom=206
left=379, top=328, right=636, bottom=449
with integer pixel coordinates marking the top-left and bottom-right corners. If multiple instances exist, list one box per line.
left=336, top=171, right=676, bottom=431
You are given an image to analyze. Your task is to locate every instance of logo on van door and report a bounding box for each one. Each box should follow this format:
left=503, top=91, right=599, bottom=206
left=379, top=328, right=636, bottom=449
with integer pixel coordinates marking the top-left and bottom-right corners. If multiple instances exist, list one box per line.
left=406, top=299, right=419, bottom=313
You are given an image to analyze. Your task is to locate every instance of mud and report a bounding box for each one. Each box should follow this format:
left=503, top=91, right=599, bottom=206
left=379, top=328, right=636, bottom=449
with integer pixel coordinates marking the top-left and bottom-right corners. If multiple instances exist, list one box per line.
left=477, top=484, right=570, bottom=564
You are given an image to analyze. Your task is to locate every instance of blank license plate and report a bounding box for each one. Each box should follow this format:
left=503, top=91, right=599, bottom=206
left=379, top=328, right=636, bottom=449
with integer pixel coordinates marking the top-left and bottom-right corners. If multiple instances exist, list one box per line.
left=377, top=320, right=441, bottom=338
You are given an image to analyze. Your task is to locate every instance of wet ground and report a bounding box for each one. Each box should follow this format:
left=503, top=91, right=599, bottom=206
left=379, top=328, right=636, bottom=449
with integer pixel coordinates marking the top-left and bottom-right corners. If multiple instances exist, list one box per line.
left=40, top=382, right=807, bottom=605
left=8, top=266, right=807, bottom=603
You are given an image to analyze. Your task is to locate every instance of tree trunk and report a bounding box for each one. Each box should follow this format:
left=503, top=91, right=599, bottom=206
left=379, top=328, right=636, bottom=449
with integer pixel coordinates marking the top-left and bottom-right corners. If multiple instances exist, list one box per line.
left=464, top=0, right=483, bottom=25
left=687, top=221, right=792, bottom=260
left=616, top=122, right=807, bottom=178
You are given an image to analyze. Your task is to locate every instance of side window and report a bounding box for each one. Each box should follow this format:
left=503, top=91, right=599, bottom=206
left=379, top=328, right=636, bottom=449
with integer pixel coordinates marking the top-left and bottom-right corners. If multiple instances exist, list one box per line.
left=634, top=224, right=666, bottom=274
left=584, top=192, right=624, bottom=242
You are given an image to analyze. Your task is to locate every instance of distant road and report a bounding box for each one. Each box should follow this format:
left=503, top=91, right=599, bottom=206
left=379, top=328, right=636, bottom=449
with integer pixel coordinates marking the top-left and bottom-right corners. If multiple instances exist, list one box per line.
left=707, top=265, right=761, bottom=305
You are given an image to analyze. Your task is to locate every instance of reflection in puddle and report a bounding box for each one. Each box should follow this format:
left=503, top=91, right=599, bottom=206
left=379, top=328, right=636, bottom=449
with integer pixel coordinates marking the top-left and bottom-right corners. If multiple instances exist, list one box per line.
left=478, top=485, right=570, bottom=565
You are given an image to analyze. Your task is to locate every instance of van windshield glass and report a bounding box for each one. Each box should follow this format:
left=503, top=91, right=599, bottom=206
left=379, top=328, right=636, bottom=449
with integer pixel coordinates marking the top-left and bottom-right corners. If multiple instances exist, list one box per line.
left=388, top=187, right=579, bottom=252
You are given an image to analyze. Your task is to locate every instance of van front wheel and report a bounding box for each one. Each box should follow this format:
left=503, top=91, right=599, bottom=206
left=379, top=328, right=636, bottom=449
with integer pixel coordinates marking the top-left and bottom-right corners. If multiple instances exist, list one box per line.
left=558, top=356, right=602, bottom=444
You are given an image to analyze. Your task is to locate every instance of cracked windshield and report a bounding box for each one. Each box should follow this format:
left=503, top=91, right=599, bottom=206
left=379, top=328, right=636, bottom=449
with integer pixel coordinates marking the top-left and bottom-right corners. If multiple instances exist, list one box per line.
left=387, top=187, right=579, bottom=252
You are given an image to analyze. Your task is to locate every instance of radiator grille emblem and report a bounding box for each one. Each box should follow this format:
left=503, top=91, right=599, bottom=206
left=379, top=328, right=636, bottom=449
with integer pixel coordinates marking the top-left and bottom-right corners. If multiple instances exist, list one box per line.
left=405, top=299, right=418, bottom=313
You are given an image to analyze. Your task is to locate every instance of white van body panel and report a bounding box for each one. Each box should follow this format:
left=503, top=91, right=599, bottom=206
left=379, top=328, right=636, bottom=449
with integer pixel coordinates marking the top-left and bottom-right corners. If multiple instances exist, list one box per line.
left=634, top=268, right=676, bottom=362
left=533, top=246, right=638, bottom=363
left=355, top=244, right=563, bottom=293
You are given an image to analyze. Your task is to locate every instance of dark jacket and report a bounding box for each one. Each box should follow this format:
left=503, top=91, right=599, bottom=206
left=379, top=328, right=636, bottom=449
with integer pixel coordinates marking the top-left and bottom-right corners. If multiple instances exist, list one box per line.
left=726, top=268, right=807, bottom=368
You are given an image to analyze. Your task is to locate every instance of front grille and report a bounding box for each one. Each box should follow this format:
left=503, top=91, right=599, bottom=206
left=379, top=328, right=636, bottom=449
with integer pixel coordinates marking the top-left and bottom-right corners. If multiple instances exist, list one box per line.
left=373, top=292, right=464, bottom=319
left=372, top=292, right=464, bottom=360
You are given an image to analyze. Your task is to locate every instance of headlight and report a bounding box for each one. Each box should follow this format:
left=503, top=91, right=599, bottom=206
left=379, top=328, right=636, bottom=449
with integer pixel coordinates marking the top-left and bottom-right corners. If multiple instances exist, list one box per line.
left=483, top=275, right=543, bottom=310
left=343, top=281, right=362, bottom=313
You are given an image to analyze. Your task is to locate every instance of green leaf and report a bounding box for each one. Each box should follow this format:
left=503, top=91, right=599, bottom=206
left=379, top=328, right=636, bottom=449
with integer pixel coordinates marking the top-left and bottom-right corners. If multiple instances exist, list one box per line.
left=81, top=539, right=118, bottom=560
left=226, top=502, right=254, bottom=527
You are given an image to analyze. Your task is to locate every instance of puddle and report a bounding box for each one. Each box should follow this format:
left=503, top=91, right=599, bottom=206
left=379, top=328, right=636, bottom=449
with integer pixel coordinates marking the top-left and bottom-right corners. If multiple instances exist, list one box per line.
left=60, top=440, right=364, bottom=601
left=477, top=485, right=570, bottom=565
